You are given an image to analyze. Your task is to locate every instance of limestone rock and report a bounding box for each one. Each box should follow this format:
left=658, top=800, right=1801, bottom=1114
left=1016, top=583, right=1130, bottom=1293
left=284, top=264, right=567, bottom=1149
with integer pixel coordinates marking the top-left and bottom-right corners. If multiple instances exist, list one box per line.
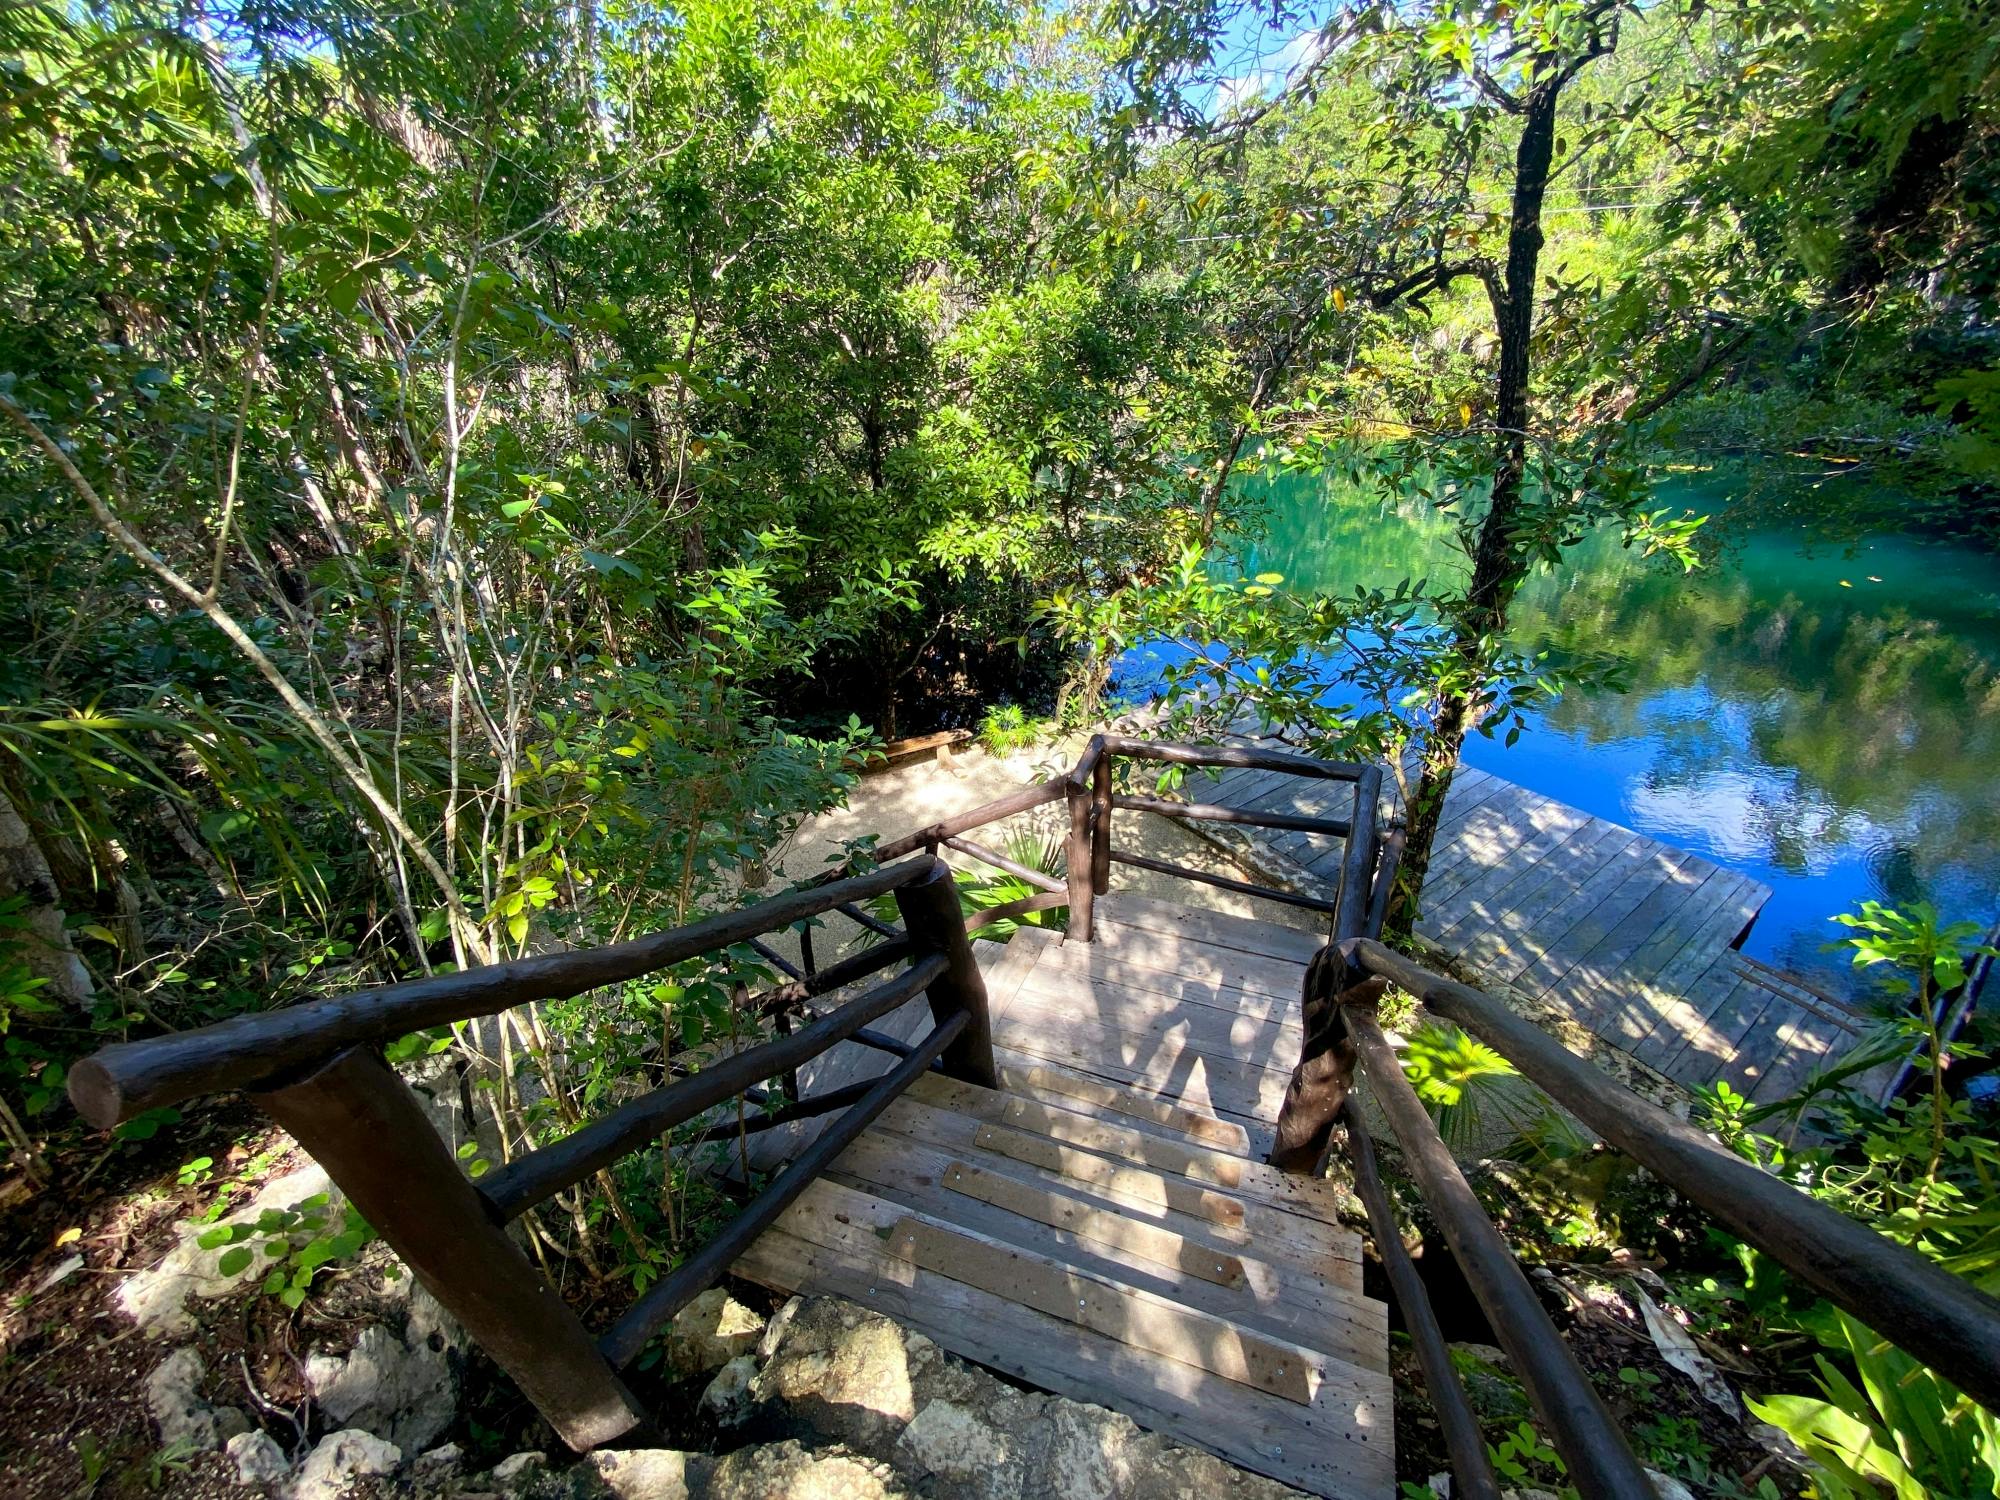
left=226, top=1430, right=289, bottom=1487
left=492, top=1451, right=549, bottom=1493
left=751, top=1298, right=923, bottom=1448
left=704, top=1440, right=908, bottom=1500
left=754, top=1298, right=1305, bottom=1500
left=304, top=1285, right=460, bottom=1451
left=289, top=1429, right=401, bottom=1500
left=897, top=1401, right=1010, bottom=1477
left=699, top=1355, right=759, bottom=1427
left=145, top=1348, right=251, bottom=1452
left=117, top=1165, right=336, bottom=1334
left=586, top=1449, right=701, bottom=1500
left=414, top=1442, right=465, bottom=1471
left=666, top=1288, right=765, bottom=1377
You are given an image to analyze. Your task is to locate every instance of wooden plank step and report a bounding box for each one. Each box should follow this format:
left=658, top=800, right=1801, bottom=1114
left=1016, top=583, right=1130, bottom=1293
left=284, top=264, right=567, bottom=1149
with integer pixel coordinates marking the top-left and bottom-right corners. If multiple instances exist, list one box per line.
left=1051, top=926, right=1305, bottom=1000
left=889, top=1216, right=1316, bottom=1403
left=1008, top=973, right=1303, bottom=1071
left=905, top=1074, right=1348, bottom=1228
left=975, top=927, right=1056, bottom=1016
left=826, top=1131, right=1385, bottom=1366
left=1027, top=943, right=1303, bottom=1024
left=735, top=1177, right=1395, bottom=1499
left=986, top=1022, right=1290, bottom=1149
left=994, top=1059, right=1254, bottom=1154
left=1093, top=891, right=1323, bottom=965
left=869, top=1094, right=1363, bottom=1290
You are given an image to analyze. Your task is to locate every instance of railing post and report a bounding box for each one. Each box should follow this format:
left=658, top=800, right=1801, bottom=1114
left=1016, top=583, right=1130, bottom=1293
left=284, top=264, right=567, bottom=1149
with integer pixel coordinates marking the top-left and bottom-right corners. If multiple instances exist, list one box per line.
left=1064, top=777, right=1095, bottom=941
left=254, top=1046, right=654, bottom=1453
left=1341, top=1001, right=1660, bottom=1497
left=892, top=857, right=998, bottom=1088
left=1090, top=751, right=1112, bottom=897
left=1271, top=950, right=1379, bottom=1174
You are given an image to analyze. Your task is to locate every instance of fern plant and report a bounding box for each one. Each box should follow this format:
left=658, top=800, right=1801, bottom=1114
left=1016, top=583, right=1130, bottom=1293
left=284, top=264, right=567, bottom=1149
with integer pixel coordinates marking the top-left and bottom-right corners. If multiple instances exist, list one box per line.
left=1398, top=1021, right=1552, bottom=1154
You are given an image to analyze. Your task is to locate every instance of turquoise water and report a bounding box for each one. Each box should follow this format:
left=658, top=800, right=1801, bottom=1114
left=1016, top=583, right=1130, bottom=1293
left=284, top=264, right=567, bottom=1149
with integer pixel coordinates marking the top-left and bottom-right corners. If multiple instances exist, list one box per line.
left=1125, top=469, right=2000, bottom=991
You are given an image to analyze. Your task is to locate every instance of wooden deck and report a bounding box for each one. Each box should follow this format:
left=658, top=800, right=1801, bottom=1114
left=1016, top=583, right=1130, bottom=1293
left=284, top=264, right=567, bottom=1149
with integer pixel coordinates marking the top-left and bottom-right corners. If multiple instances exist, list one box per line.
left=1198, top=762, right=1871, bottom=1105
left=736, top=897, right=1394, bottom=1499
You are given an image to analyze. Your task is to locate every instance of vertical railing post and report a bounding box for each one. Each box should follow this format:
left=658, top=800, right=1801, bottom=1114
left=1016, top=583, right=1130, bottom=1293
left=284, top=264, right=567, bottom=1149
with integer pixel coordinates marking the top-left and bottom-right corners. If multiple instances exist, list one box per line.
left=1330, top=766, right=1383, bottom=956
left=892, top=857, right=998, bottom=1088
left=1090, top=750, right=1112, bottom=897
left=1064, top=773, right=1095, bottom=941
left=254, top=1046, right=654, bottom=1452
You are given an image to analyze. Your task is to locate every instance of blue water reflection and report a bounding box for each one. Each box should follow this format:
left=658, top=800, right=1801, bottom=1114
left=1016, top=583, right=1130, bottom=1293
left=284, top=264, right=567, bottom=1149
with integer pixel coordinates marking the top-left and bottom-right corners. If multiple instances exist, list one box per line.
left=1116, top=470, right=2000, bottom=991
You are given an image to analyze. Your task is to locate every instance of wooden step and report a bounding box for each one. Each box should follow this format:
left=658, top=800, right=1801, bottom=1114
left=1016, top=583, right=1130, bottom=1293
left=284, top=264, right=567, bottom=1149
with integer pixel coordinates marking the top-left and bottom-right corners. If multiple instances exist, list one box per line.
left=1093, top=891, right=1324, bottom=965
left=975, top=925, right=1056, bottom=1014
left=735, top=1175, right=1395, bottom=1500
left=826, top=1128, right=1387, bottom=1368
left=869, top=1092, right=1363, bottom=1292
left=903, top=1073, right=1351, bottom=1228
left=994, top=1057, right=1253, bottom=1154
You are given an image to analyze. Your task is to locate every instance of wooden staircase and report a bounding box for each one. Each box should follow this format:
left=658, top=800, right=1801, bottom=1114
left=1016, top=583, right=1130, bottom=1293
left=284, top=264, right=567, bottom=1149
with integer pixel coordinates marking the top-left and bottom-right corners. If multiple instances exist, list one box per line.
left=735, top=906, right=1395, bottom=1499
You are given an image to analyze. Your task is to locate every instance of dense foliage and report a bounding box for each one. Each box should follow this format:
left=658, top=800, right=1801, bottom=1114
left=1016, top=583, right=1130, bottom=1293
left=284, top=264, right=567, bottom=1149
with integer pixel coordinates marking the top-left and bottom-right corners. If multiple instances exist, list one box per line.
left=2, top=2, right=1997, bottom=1488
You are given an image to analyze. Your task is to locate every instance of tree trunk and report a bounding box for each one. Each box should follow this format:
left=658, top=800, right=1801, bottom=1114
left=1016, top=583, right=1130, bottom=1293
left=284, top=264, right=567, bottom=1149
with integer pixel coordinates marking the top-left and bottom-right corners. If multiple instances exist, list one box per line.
left=0, top=784, right=95, bottom=1009
left=1387, top=81, right=1563, bottom=933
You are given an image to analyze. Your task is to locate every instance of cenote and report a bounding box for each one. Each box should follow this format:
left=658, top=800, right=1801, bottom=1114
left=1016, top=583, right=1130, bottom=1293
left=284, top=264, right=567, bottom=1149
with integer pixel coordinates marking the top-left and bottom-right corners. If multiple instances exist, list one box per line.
left=1122, top=465, right=2000, bottom=994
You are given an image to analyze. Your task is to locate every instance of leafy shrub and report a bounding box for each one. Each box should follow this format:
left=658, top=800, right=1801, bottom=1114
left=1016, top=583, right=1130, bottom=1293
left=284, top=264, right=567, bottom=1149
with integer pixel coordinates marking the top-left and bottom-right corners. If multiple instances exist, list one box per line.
left=200, top=1193, right=380, bottom=1310
left=976, top=704, right=1047, bottom=757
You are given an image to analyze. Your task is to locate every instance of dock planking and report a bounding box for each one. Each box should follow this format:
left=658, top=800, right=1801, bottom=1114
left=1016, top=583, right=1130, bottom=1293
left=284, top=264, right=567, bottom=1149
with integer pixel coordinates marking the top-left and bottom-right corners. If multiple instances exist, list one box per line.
left=1183, top=757, right=1868, bottom=1101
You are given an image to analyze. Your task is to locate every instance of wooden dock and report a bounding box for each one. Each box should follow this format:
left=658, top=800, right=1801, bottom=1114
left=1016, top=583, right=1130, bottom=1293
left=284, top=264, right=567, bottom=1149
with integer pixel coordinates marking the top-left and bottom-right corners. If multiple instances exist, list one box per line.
left=737, top=896, right=1395, bottom=1499
left=1199, top=761, right=1870, bottom=1105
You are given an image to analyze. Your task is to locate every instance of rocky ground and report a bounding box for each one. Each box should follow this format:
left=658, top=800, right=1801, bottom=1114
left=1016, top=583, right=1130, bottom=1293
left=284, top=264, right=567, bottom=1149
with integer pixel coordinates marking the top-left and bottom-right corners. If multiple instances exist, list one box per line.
left=5, top=1149, right=1329, bottom=1500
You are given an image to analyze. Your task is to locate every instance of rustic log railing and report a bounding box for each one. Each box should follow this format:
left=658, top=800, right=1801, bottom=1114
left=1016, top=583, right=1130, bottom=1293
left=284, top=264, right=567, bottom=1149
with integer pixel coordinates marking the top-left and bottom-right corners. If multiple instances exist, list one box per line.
left=67, top=854, right=991, bottom=1452
left=1312, top=933, right=2000, bottom=1497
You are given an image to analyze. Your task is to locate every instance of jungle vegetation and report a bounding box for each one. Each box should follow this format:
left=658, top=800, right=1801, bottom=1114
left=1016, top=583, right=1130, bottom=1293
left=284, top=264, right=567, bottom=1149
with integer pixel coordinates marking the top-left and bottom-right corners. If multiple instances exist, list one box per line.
left=1, top=0, right=1997, bottom=1494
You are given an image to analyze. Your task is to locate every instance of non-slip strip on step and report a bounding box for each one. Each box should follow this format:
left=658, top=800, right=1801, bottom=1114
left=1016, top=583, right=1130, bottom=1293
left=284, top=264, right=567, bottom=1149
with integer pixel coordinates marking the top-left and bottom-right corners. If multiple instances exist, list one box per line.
left=939, top=1158, right=1247, bottom=1288
left=998, top=1061, right=1252, bottom=1152
left=969, top=1121, right=1248, bottom=1226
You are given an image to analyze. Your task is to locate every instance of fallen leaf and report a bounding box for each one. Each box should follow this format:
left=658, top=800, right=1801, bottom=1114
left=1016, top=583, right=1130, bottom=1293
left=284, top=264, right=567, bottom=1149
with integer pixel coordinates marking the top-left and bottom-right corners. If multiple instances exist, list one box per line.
left=33, top=1253, right=83, bottom=1295
left=1635, top=1287, right=1740, bottom=1417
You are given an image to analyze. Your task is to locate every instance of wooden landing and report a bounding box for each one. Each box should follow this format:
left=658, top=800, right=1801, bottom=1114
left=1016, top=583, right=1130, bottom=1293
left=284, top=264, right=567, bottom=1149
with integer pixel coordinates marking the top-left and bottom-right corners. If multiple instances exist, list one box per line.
left=735, top=906, right=1394, bottom=1499
left=1197, top=762, right=1868, bottom=1105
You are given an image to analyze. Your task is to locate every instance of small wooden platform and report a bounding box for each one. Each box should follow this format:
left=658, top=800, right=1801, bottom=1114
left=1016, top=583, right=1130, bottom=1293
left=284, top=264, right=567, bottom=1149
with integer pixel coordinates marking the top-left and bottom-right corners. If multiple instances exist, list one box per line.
left=1198, top=762, right=1869, bottom=1105
left=735, top=904, right=1394, bottom=1499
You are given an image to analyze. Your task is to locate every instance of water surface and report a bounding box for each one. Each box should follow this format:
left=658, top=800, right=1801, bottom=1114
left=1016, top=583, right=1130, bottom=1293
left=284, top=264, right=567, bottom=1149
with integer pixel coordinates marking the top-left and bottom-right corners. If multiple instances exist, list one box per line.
left=1130, top=468, right=2000, bottom=992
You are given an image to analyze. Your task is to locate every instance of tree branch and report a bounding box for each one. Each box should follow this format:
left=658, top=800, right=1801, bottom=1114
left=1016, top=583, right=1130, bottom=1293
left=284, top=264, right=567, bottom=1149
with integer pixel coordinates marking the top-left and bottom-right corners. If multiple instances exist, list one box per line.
left=0, top=393, right=479, bottom=948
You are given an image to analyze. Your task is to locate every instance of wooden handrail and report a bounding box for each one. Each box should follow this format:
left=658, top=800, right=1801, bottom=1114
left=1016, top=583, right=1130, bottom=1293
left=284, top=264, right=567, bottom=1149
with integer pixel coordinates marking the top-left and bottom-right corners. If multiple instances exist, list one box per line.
left=69, top=855, right=937, bottom=1127
left=1100, top=734, right=1370, bottom=781
left=1109, top=791, right=1352, bottom=837
left=942, top=833, right=1066, bottom=892
left=967, top=889, right=1066, bottom=933
left=1340, top=1098, right=1502, bottom=1500
left=752, top=939, right=914, bottom=1016
left=1107, top=848, right=1339, bottom=914
left=61, top=845, right=1002, bottom=1457
left=873, top=776, right=1067, bottom=860
left=1343, top=936, right=2000, bottom=1416
left=599, top=1007, right=970, bottom=1368
left=1330, top=766, right=1383, bottom=949
left=480, top=953, right=948, bottom=1220
left=1343, top=1002, right=1659, bottom=1496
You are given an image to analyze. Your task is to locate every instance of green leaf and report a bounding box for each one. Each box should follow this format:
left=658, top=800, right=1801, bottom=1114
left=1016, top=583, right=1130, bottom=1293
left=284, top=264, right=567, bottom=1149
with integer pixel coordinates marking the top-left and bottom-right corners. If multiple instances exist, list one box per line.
left=217, top=1246, right=254, bottom=1276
